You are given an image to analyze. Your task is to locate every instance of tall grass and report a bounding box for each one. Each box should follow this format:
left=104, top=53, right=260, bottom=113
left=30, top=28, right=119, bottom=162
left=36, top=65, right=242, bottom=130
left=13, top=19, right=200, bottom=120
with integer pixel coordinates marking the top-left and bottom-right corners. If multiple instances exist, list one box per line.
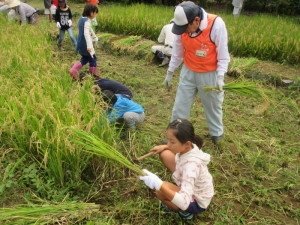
left=0, top=16, right=117, bottom=186
left=96, top=4, right=299, bottom=64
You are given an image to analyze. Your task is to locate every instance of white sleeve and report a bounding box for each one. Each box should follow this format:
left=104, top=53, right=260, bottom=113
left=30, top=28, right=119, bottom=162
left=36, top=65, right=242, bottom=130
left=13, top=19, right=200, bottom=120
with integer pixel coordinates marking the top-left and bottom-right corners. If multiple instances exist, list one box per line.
left=90, top=23, right=97, bottom=39
left=167, top=34, right=184, bottom=72
left=84, top=20, right=93, bottom=49
left=210, top=17, right=230, bottom=77
left=157, top=26, right=166, bottom=44
left=18, top=6, right=27, bottom=24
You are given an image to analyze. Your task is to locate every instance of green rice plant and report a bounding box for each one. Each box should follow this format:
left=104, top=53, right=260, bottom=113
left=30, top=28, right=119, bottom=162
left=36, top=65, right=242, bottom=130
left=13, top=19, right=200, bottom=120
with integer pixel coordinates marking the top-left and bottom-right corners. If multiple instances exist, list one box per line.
left=0, top=16, right=119, bottom=186
left=0, top=201, right=99, bottom=224
left=68, top=127, right=144, bottom=176
left=203, top=81, right=266, bottom=99
left=96, top=4, right=300, bottom=64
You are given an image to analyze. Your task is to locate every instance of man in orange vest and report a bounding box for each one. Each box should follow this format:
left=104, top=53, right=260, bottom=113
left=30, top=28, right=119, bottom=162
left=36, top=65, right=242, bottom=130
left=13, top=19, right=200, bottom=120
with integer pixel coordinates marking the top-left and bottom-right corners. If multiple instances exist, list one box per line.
left=164, top=1, right=230, bottom=144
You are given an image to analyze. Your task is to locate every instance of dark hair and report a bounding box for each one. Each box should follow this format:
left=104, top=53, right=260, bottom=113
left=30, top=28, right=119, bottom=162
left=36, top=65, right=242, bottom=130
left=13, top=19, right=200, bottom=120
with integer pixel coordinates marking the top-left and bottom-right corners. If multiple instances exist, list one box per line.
left=167, top=119, right=203, bottom=148
left=58, top=0, right=67, bottom=8
left=82, top=4, right=98, bottom=17
left=79, top=71, right=93, bottom=82
left=102, top=90, right=117, bottom=105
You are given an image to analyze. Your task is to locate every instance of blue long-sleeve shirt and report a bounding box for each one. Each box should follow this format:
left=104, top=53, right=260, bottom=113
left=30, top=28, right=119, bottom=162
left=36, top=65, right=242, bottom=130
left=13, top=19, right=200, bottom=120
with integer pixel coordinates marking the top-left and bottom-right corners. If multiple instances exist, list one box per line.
left=107, top=95, right=144, bottom=123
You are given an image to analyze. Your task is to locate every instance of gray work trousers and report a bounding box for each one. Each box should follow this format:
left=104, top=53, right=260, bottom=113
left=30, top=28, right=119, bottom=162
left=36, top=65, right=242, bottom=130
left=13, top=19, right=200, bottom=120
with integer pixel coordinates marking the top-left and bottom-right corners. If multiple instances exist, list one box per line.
left=123, top=112, right=145, bottom=129
left=171, top=65, right=224, bottom=136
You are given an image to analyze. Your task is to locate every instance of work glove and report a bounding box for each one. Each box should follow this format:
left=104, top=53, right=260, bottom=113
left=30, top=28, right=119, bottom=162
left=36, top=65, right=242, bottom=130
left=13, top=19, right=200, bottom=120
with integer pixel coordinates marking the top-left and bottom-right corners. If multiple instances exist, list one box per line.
left=56, top=22, right=61, bottom=29
left=68, top=19, right=72, bottom=27
left=217, top=75, right=225, bottom=91
left=164, top=71, right=173, bottom=90
left=140, top=169, right=163, bottom=191
left=92, top=37, right=99, bottom=42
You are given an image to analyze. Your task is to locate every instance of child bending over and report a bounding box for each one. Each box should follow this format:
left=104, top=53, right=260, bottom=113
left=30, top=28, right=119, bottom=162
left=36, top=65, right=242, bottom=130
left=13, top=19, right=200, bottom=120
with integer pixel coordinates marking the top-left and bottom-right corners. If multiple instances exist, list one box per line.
left=69, top=4, right=99, bottom=80
left=102, top=90, right=145, bottom=130
left=140, top=119, right=214, bottom=220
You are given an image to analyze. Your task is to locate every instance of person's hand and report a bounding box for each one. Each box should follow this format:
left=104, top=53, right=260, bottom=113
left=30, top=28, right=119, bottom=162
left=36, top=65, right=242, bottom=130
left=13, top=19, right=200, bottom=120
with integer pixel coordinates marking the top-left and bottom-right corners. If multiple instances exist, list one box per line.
left=92, top=37, right=99, bottom=42
left=140, top=169, right=163, bottom=190
left=217, top=75, right=225, bottom=91
left=150, top=145, right=167, bottom=155
left=87, top=48, right=92, bottom=53
left=164, top=71, right=173, bottom=90
left=68, top=19, right=72, bottom=27
left=56, top=22, right=61, bottom=29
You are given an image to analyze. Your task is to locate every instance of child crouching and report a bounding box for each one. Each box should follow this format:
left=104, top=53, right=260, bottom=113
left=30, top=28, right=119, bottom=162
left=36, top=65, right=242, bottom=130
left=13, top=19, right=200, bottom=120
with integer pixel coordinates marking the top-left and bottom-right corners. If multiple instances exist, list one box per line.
left=140, top=119, right=214, bottom=220
left=102, top=90, right=145, bottom=130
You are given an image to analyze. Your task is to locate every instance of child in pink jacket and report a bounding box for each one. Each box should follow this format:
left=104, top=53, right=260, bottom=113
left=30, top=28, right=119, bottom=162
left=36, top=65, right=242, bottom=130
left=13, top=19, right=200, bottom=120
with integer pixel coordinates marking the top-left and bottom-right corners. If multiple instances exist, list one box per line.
left=140, top=119, right=214, bottom=220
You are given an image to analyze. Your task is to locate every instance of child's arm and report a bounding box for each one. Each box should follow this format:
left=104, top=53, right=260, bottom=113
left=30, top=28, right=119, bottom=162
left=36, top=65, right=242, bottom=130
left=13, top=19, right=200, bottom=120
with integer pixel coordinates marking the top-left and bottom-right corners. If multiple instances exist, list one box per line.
left=69, top=8, right=72, bottom=19
left=84, top=20, right=93, bottom=53
left=150, top=145, right=169, bottom=155
left=54, top=8, right=59, bottom=22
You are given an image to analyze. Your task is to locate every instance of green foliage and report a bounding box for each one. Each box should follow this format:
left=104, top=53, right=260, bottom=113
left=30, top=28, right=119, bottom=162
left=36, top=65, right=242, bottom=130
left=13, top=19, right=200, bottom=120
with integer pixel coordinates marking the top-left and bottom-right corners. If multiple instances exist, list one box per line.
left=0, top=17, right=119, bottom=186
left=0, top=199, right=99, bottom=224
left=96, top=4, right=300, bottom=64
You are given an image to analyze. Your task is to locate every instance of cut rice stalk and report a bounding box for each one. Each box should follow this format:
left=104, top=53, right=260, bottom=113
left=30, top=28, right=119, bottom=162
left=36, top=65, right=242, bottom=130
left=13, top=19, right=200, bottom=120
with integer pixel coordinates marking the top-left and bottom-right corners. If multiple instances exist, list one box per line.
left=203, top=81, right=265, bottom=99
left=68, top=127, right=144, bottom=176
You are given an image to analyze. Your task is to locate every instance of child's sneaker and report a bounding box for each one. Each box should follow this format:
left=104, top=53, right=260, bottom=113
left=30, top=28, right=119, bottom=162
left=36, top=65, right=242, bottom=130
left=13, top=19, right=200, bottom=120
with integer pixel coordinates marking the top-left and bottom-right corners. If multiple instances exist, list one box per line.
left=178, top=211, right=193, bottom=220
left=160, top=202, right=177, bottom=213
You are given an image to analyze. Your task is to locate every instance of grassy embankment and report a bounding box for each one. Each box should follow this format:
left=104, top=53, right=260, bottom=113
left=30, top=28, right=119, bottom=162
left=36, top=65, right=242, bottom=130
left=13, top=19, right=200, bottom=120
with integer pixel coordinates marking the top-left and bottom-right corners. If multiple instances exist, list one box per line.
left=0, top=2, right=299, bottom=224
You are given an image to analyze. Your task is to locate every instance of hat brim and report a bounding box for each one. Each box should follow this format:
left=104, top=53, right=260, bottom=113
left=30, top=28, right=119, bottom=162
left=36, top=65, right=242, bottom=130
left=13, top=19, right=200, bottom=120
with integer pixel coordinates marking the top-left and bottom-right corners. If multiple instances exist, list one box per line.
left=8, top=2, right=20, bottom=8
left=172, top=23, right=188, bottom=35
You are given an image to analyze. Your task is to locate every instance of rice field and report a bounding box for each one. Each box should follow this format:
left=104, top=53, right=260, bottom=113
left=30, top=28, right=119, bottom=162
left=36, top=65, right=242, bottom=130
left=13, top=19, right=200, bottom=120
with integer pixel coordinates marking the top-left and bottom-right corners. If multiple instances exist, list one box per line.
left=0, top=16, right=118, bottom=186
left=0, top=1, right=299, bottom=224
left=96, top=3, right=300, bottom=64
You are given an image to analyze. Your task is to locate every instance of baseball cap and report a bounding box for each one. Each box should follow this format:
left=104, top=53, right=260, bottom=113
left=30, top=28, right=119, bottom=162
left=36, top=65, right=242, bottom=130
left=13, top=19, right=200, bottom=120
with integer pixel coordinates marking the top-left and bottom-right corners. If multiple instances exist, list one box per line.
left=172, top=1, right=201, bottom=35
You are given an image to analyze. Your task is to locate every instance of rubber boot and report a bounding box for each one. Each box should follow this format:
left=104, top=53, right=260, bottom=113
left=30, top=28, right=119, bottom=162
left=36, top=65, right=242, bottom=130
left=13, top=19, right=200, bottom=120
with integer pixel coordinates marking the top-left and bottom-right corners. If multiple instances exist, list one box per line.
left=69, top=62, right=82, bottom=80
left=89, top=67, right=100, bottom=79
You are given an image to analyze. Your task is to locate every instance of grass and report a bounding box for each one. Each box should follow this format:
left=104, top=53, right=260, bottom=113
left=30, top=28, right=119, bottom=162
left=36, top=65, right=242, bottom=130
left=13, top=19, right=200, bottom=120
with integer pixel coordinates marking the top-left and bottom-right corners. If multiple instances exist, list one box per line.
left=0, top=1, right=300, bottom=224
left=95, top=3, right=300, bottom=64
left=203, top=81, right=267, bottom=99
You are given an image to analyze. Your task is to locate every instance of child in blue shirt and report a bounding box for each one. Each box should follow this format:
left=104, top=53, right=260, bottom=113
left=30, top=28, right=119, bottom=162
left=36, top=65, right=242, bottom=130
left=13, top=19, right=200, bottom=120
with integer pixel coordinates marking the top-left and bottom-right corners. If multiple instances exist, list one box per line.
left=102, top=90, right=145, bottom=130
left=79, top=71, right=133, bottom=99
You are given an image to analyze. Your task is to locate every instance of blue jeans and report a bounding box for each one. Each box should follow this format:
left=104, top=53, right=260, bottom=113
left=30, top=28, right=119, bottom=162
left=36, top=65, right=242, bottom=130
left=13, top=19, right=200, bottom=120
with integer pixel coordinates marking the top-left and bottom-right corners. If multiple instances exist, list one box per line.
left=57, top=28, right=77, bottom=49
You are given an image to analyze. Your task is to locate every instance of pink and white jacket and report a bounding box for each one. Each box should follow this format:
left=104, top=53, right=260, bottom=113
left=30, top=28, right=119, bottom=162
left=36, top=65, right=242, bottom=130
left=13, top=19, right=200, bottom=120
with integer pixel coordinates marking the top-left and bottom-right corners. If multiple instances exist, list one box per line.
left=171, top=144, right=214, bottom=210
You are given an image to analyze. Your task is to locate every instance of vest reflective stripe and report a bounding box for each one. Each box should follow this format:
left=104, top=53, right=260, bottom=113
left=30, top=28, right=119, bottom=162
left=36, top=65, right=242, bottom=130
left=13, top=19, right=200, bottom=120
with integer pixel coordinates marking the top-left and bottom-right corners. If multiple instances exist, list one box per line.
left=182, top=14, right=218, bottom=73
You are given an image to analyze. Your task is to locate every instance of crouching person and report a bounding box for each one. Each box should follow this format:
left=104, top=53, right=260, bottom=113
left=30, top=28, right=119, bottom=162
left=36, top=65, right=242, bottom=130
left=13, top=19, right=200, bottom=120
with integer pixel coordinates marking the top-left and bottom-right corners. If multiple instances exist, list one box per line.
left=6, top=0, right=38, bottom=25
left=140, top=119, right=214, bottom=220
left=102, top=90, right=145, bottom=130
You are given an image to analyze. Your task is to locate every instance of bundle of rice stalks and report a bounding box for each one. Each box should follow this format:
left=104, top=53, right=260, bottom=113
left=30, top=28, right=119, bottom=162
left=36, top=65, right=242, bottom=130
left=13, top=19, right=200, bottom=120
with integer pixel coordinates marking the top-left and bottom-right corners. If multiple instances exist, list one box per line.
left=68, top=127, right=144, bottom=176
left=0, top=201, right=99, bottom=225
left=203, top=81, right=265, bottom=99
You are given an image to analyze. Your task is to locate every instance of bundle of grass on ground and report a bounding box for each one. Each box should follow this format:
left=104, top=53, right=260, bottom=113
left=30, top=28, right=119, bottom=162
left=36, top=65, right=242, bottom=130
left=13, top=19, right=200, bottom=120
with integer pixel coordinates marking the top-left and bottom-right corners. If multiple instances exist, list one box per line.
left=0, top=201, right=99, bottom=224
left=96, top=4, right=299, bottom=64
left=69, top=127, right=144, bottom=176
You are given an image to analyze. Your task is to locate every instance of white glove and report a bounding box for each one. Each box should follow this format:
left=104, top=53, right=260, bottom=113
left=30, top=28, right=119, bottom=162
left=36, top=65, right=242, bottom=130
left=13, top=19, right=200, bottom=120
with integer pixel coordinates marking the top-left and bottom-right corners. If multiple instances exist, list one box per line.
left=217, top=75, right=225, bottom=91
left=92, top=37, right=99, bottom=42
left=140, top=169, right=163, bottom=191
left=68, top=19, right=72, bottom=27
left=164, top=71, right=173, bottom=89
left=56, top=22, right=61, bottom=29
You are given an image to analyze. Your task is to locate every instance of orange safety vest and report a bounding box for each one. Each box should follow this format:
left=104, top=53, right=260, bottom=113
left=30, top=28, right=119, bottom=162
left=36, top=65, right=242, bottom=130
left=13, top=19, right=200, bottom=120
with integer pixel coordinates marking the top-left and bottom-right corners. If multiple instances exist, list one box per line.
left=86, top=0, right=98, bottom=5
left=181, top=14, right=218, bottom=73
